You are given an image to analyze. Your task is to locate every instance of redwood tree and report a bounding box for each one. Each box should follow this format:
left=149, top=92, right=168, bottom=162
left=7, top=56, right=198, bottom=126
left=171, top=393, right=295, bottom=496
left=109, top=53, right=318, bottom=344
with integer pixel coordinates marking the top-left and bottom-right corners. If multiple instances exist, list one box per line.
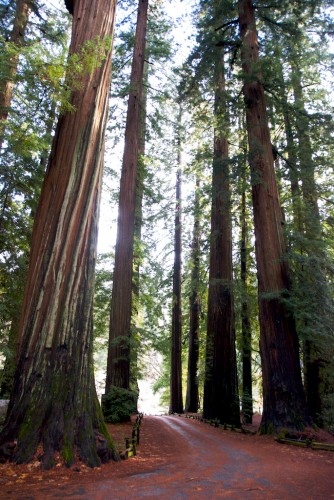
left=0, top=0, right=118, bottom=468
left=238, top=0, right=310, bottom=432
left=185, top=175, right=201, bottom=413
left=105, top=0, right=149, bottom=396
left=203, top=48, right=239, bottom=426
left=170, top=104, right=183, bottom=414
left=240, top=186, right=253, bottom=424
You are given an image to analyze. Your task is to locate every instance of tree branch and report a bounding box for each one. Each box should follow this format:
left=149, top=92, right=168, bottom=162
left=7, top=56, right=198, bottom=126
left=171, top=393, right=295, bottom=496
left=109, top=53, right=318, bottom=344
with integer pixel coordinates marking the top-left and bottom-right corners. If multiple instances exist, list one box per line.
left=215, top=19, right=238, bottom=32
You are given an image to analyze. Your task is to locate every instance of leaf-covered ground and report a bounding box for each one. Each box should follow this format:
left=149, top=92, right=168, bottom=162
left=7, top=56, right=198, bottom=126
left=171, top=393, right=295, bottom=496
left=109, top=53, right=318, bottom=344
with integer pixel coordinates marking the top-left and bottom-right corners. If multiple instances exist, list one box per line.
left=1, top=414, right=334, bottom=498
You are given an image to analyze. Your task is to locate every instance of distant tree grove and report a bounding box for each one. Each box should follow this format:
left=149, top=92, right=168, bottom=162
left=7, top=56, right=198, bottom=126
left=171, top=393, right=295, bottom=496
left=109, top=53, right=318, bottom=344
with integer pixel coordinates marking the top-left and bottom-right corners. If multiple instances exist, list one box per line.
left=0, top=0, right=333, bottom=467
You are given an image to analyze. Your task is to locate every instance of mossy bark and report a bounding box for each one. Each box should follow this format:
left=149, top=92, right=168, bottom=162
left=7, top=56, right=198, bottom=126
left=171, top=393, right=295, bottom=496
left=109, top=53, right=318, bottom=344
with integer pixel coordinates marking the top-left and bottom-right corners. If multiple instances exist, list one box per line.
left=0, top=0, right=119, bottom=468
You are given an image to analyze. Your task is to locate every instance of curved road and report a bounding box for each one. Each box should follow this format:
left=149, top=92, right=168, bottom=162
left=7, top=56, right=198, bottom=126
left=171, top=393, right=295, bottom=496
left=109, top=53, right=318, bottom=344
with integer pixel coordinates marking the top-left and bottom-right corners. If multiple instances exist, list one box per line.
left=12, top=415, right=334, bottom=499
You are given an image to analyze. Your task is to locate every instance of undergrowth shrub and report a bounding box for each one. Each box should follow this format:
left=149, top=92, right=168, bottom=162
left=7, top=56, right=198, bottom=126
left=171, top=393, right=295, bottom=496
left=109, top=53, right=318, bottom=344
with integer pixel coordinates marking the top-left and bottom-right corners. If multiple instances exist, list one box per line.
left=102, top=386, right=138, bottom=423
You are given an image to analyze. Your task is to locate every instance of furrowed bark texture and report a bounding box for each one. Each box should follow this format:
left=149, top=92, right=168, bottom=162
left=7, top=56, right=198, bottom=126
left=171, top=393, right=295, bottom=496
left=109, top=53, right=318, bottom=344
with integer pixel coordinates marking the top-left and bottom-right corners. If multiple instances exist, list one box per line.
left=0, top=0, right=118, bottom=468
left=106, top=0, right=148, bottom=393
left=238, top=0, right=310, bottom=432
left=170, top=126, right=183, bottom=414
left=185, top=176, right=201, bottom=413
left=0, top=0, right=31, bottom=152
left=203, top=50, right=239, bottom=426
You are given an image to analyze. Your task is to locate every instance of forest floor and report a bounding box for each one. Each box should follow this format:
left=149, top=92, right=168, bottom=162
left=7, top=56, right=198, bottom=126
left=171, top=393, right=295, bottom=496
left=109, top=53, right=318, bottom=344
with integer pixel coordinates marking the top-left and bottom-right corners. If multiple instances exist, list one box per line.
left=1, top=413, right=334, bottom=499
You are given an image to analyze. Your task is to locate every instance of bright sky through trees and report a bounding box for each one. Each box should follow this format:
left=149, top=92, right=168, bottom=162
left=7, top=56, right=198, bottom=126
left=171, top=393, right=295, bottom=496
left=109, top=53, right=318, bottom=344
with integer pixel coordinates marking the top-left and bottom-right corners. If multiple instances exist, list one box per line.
left=98, top=0, right=193, bottom=255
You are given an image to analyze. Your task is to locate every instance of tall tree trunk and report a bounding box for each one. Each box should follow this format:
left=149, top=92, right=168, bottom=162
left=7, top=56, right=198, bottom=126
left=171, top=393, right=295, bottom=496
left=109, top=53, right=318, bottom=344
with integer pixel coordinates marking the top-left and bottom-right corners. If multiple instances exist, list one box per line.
left=105, top=0, right=148, bottom=395
left=133, top=61, right=148, bottom=312
left=185, top=175, right=201, bottom=413
left=276, top=64, right=301, bottom=228
left=170, top=105, right=183, bottom=414
left=0, top=0, right=31, bottom=152
left=131, top=60, right=148, bottom=404
left=270, top=40, right=302, bottom=230
left=290, top=55, right=330, bottom=425
left=238, top=0, right=310, bottom=432
left=240, top=187, right=253, bottom=424
left=0, top=0, right=118, bottom=468
left=203, top=50, right=240, bottom=426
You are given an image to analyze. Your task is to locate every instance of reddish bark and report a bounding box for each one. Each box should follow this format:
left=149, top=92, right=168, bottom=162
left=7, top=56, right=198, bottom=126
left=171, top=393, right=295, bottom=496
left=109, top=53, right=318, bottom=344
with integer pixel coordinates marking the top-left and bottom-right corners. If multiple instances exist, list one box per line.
left=106, top=0, right=149, bottom=394
left=238, top=0, right=310, bottom=432
left=0, top=0, right=118, bottom=468
left=203, top=50, right=239, bottom=426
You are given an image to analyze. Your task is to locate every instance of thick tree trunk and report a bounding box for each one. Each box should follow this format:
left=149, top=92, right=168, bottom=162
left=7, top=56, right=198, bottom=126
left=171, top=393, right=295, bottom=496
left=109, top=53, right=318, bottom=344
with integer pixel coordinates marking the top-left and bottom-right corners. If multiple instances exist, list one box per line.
left=105, top=0, right=148, bottom=395
left=203, top=50, right=240, bottom=426
left=170, top=105, right=183, bottom=414
left=0, top=0, right=118, bottom=468
left=238, top=0, right=310, bottom=432
left=185, top=175, right=201, bottom=413
left=0, top=0, right=31, bottom=152
left=240, top=188, right=253, bottom=424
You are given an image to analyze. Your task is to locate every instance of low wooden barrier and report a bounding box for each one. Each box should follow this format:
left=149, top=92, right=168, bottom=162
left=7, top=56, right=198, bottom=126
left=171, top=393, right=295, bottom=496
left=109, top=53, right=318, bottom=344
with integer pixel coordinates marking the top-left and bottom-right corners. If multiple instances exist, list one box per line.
left=174, top=413, right=249, bottom=434
left=174, top=413, right=334, bottom=451
left=120, top=412, right=143, bottom=460
left=276, top=437, right=334, bottom=452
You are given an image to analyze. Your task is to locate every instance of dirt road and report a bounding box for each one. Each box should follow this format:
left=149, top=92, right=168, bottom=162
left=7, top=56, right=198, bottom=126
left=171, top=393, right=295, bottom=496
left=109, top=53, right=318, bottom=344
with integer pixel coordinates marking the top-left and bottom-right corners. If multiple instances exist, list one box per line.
left=4, top=415, right=334, bottom=499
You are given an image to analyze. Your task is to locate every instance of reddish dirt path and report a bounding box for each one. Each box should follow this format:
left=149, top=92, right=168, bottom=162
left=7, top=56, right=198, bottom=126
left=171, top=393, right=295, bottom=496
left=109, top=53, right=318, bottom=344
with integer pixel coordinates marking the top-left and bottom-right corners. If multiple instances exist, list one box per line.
left=2, top=415, right=334, bottom=499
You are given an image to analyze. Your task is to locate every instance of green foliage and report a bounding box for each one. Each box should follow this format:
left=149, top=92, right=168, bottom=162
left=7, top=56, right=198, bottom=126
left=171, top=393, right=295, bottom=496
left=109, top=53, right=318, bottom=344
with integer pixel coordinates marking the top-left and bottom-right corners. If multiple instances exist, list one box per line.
left=0, top=2, right=70, bottom=387
left=152, top=359, right=170, bottom=407
left=102, top=386, right=138, bottom=423
left=94, top=253, right=113, bottom=343
left=58, top=35, right=112, bottom=113
left=28, top=34, right=113, bottom=114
